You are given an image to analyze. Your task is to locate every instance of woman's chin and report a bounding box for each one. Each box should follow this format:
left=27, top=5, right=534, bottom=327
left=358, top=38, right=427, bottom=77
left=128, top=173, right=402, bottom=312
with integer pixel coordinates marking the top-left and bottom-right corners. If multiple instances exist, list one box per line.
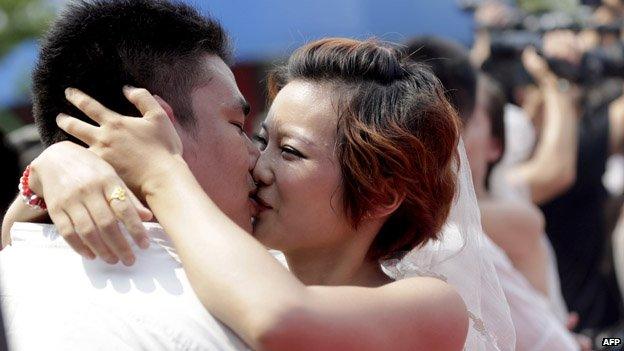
left=251, top=219, right=278, bottom=247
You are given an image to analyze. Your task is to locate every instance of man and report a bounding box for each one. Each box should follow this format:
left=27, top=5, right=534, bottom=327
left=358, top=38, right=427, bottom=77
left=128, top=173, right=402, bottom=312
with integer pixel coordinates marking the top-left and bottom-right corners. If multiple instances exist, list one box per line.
left=1, top=0, right=259, bottom=349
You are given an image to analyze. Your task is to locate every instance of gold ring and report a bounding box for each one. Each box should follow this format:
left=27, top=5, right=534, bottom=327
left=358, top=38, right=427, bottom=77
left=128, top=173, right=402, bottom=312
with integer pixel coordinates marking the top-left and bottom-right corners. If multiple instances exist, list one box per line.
left=109, top=186, right=127, bottom=203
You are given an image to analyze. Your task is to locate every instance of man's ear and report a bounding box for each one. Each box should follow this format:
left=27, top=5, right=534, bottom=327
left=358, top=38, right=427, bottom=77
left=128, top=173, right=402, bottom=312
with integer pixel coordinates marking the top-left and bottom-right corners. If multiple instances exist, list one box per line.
left=153, top=95, right=177, bottom=125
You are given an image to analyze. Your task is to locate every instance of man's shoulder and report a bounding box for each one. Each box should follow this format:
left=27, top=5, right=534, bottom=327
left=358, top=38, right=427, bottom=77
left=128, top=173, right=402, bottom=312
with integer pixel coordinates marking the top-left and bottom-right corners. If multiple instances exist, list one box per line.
left=1, top=222, right=250, bottom=351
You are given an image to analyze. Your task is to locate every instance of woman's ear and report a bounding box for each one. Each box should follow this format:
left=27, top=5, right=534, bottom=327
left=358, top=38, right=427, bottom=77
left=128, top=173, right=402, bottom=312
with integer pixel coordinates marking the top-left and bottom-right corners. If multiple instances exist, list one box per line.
left=366, top=189, right=405, bottom=220
left=153, top=95, right=177, bottom=125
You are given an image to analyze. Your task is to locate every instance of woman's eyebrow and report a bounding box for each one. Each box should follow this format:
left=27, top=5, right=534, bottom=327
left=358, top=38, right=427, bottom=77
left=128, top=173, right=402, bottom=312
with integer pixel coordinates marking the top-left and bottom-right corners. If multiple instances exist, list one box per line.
left=261, top=122, right=316, bottom=149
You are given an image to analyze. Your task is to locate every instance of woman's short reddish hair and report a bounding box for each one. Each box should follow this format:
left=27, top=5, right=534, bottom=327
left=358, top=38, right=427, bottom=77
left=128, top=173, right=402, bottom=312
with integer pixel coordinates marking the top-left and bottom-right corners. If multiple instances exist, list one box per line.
left=268, top=38, right=460, bottom=260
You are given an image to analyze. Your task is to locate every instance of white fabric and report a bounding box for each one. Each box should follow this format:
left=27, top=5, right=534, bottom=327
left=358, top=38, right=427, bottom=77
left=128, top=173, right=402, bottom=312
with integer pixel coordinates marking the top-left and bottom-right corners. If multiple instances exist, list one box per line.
left=0, top=222, right=250, bottom=351
left=484, top=236, right=579, bottom=351
left=612, top=211, right=624, bottom=311
left=382, top=140, right=516, bottom=351
left=489, top=104, right=535, bottom=201
left=603, top=154, right=624, bottom=196
left=543, top=237, right=570, bottom=324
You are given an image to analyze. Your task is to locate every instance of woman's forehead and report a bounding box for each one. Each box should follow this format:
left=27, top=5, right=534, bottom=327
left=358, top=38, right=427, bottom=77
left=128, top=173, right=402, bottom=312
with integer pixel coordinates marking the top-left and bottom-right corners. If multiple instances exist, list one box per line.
left=267, top=81, right=337, bottom=132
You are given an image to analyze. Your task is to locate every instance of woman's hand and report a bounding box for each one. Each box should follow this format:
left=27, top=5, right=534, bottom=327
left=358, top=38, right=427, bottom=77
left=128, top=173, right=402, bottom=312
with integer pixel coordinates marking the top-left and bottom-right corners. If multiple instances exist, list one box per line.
left=30, top=141, right=153, bottom=265
left=56, top=86, right=183, bottom=196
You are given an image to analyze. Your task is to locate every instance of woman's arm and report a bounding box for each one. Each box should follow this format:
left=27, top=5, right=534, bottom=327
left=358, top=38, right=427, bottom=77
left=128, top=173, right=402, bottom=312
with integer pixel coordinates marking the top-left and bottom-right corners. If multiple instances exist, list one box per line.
left=2, top=141, right=152, bottom=265
left=2, top=197, right=49, bottom=248
left=58, top=86, right=469, bottom=351
left=148, top=161, right=468, bottom=350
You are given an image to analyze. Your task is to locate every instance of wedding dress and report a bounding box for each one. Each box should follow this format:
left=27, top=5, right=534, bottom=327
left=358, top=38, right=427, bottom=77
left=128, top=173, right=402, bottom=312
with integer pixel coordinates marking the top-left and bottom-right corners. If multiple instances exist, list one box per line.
left=382, top=140, right=516, bottom=350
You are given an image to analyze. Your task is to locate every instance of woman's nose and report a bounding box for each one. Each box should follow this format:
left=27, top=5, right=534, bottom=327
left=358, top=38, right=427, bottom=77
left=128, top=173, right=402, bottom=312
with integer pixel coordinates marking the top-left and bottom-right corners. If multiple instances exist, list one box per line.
left=252, top=148, right=274, bottom=187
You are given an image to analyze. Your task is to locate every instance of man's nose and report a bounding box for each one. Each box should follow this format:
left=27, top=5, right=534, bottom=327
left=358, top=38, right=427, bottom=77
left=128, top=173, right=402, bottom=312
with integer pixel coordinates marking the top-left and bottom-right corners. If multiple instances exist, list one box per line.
left=245, top=134, right=260, bottom=170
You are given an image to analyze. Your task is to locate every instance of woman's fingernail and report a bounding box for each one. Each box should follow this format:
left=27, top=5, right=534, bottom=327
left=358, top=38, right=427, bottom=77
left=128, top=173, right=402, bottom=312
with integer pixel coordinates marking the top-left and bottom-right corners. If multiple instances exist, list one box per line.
left=122, top=256, right=135, bottom=267
left=83, top=251, right=96, bottom=260
left=139, top=237, right=150, bottom=249
left=56, top=113, right=68, bottom=125
left=64, top=87, right=74, bottom=98
left=123, top=85, right=135, bottom=92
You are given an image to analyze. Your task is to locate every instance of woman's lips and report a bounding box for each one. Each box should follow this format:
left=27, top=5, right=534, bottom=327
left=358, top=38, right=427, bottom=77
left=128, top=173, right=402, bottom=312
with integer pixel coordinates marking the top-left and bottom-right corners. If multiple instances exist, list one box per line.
left=248, top=196, right=259, bottom=216
left=251, top=194, right=273, bottom=212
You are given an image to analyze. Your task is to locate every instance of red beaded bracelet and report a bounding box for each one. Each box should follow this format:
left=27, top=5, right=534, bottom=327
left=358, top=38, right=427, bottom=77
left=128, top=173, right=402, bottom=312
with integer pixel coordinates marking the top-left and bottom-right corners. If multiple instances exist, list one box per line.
left=18, top=165, right=47, bottom=211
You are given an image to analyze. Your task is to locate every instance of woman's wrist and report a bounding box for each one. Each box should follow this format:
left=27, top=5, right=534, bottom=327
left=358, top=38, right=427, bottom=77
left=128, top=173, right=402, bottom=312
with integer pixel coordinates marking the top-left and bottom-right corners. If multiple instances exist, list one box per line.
left=27, top=161, right=44, bottom=196
left=141, top=155, right=190, bottom=199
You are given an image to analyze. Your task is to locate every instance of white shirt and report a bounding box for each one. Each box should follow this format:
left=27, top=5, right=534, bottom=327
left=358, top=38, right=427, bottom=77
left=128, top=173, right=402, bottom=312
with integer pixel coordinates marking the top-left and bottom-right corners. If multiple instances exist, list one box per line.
left=0, top=222, right=250, bottom=351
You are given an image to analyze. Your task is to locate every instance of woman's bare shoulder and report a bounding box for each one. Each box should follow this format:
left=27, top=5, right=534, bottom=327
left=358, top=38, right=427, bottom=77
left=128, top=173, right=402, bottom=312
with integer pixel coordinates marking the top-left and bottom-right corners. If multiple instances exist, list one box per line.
left=480, top=198, right=545, bottom=236
left=380, top=276, right=469, bottom=350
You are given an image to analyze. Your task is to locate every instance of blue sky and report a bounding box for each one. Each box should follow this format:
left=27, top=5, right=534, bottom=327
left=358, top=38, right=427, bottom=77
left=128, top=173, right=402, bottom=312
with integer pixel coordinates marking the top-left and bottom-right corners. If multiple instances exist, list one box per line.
left=0, top=0, right=474, bottom=108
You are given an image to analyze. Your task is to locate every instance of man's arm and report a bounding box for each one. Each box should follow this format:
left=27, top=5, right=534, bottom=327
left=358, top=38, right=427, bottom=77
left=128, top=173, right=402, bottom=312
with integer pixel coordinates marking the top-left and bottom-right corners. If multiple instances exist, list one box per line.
left=1, top=197, right=49, bottom=248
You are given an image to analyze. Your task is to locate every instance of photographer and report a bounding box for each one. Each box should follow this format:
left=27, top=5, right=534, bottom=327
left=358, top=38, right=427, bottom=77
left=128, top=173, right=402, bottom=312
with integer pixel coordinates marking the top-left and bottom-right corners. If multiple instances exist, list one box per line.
left=471, top=0, right=624, bottom=339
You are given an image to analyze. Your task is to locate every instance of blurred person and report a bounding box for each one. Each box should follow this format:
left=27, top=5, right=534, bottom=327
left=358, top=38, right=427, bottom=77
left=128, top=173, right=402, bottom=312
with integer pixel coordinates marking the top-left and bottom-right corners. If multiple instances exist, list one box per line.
left=470, top=0, right=520, bottom=68
left=609, top=88, right=624, bottom=317
left=405, top=36, right=552, bottom=291
left=404, top=35, right=588, bottom=350
left=535, top=37, right=624, bottom=333
left=480, top=31, right=582, bottom=208
left=474, top=74, right=590, bottom=351
left=4, top=36, right=523, bottom=350
left=580, top=5, right=621, bottom=48
left=472, top=74, right=550, bottom=297
left=486, top=56, right=572, bottom=325
left=488, top=31, right=582, bottom=206
left=472, top=0, right=624, bottom=334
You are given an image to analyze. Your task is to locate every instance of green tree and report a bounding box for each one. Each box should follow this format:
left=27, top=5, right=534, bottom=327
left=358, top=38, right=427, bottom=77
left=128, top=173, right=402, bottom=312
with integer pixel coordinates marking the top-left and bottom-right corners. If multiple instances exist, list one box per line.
left=516, top=0, right=579, bottom=14
left=0, top=0, right=55, bottom=132
left=0, top=0, right=55, bottom=57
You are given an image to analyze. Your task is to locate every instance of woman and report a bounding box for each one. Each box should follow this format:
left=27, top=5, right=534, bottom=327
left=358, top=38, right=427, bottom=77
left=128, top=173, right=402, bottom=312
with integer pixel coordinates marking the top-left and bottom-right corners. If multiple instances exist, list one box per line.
left=7, top=39, right=513, bottom=350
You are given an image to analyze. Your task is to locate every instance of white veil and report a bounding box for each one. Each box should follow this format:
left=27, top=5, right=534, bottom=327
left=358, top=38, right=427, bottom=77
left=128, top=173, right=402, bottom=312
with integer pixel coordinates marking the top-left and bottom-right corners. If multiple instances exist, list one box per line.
left=381, top=139, right=516, bottom=351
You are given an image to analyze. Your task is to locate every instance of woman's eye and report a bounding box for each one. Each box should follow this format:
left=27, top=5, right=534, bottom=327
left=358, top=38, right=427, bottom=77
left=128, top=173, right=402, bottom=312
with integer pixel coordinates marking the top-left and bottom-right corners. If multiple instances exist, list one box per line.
left=281, top=146, right=304, bottom=159
left=252, top=134, right=267, bottom=150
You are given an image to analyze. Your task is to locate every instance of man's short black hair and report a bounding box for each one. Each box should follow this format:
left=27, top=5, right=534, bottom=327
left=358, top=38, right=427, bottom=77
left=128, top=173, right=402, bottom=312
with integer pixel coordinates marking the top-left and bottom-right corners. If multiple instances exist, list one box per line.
left=33, top=0, right=231, bottom=146
left=403, top=36, right=477, bottom=123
